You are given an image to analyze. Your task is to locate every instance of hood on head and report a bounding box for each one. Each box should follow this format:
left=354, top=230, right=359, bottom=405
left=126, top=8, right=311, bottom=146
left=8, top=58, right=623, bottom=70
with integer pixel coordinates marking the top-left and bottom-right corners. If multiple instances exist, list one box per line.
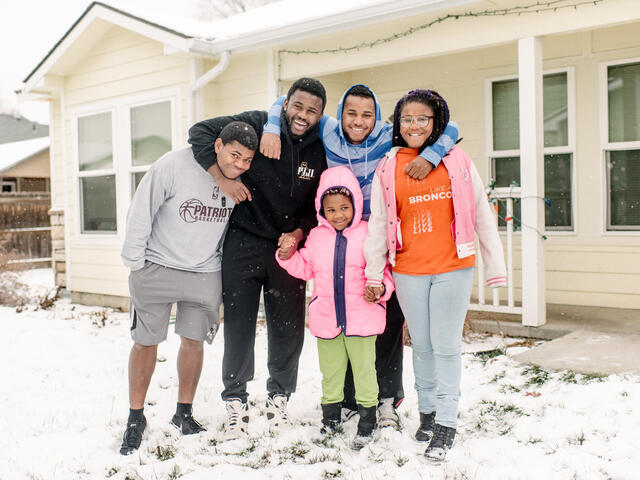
left=315, top=166, right=364, bottom=230
left=336, top=84, right=384, bottom=145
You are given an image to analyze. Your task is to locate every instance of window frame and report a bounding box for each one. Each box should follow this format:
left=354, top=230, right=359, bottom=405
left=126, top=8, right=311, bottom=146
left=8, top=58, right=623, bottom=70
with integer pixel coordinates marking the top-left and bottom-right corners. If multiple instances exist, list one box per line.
left=599, top=57, right=640, bottom=234
left=71, top=88, right=181, bottom=244
left=485, top=67, right=576, bottom=234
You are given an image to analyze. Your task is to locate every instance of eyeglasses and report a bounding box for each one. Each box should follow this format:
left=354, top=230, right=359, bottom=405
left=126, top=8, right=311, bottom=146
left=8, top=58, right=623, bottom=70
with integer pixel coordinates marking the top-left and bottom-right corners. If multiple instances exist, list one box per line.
left=399, top=115, right=433, bottom=127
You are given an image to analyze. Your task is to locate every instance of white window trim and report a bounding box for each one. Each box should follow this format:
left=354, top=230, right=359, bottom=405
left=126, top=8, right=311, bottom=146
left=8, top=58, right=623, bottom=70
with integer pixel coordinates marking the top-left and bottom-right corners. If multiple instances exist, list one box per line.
left=71, top=87, right=181, bottom=245
left=599, top=57, right=640, bottom=235
left=485, top=67, right=576, bottom=235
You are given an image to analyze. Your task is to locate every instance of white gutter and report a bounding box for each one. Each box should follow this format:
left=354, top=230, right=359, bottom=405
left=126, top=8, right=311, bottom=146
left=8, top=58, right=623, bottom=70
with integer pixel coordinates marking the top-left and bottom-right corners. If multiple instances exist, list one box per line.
left=188, top=50, right=230, bottom=126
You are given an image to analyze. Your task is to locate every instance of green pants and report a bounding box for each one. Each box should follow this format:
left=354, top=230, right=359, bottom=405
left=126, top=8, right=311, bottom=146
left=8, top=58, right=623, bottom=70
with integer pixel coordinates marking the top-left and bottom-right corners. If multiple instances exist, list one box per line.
left=317, top=333, right=378, bottom=408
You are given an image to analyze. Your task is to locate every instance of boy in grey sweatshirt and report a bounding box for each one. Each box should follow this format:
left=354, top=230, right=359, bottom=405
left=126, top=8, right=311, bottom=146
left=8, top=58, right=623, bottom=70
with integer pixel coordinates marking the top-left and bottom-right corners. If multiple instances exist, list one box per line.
left=119, top=122, right=258, bottom=455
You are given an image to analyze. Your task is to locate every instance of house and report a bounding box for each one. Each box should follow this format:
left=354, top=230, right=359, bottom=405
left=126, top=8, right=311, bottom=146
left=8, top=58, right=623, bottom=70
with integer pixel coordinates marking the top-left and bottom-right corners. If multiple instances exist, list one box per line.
left=20, top=0, right=640, bottom=325
left=0, top=114, right=50, bottom=192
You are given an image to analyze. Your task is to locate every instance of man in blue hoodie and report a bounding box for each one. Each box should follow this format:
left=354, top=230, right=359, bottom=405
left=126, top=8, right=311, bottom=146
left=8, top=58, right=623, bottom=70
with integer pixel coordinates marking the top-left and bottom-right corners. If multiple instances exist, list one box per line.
left=260, top=84, right=459, bottom=427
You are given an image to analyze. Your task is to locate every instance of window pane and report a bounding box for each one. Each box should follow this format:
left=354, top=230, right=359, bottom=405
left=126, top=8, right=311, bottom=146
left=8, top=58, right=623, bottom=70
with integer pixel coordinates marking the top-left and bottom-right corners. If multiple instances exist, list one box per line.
left=544, top=73, right=568, bottom=147
left=493, top=156, right=521, bottom=187
left=608, top=149, right=640, bottom=229
left=78, top=112, right=113, bottom=171
left=80, top=175, right=117, bottom=233
left=492, top=155, right=573, bottom=229
left=132, top=171, right=146, bottom=197
left=492, top=80, right=519, bottom=151
left=131, top=101, right=172, bottom=167
left=544, top=154, right=572, bottom=228
left=608, top=63, right=640, bottom=143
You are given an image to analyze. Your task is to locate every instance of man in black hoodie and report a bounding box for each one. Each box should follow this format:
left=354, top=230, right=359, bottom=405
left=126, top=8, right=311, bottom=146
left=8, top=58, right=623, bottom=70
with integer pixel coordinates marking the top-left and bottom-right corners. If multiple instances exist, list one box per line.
left=188, top=78, right=326, bottom=440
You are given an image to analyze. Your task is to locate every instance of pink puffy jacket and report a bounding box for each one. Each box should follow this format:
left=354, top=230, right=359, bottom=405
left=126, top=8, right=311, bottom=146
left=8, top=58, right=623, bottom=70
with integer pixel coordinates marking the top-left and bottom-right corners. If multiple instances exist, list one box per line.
left=276, top=166, right=394, bottom=339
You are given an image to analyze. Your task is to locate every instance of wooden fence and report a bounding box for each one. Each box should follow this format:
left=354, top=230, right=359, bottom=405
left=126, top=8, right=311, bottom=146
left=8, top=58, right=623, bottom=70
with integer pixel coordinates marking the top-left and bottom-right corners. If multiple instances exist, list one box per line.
left=0, top=193, right=51, bottom=265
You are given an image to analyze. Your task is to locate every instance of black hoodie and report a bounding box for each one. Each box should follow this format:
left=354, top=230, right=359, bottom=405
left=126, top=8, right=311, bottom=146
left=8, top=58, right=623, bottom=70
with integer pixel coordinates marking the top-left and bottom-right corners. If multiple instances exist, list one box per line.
left=188, top=110, right=326, bottom=241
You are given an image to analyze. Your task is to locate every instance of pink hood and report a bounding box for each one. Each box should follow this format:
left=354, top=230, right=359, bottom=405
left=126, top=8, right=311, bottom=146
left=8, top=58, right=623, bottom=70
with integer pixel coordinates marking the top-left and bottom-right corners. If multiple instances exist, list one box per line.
left=315, top=166, right=364, bottom=231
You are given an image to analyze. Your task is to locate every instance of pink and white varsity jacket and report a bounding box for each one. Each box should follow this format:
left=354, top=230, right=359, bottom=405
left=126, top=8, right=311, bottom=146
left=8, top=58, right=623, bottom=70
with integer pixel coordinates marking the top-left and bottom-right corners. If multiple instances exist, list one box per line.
left=364, top=146, right=507, bottom=288
left=276, top=166, right=394, bottom=339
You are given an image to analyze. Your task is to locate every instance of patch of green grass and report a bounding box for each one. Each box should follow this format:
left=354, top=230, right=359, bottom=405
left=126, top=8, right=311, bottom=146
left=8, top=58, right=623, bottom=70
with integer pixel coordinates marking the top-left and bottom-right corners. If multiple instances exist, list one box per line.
left=396, top=454, right=409, bottom=467
left=473, top=348, right=505, bottom=364
left=499, top=384, right=522, bottom=394
left=322, top=469, right=343, bottom=479
left=168, top=464, right=182, bottom=479
left=277, top=441, right=310, bottom=462
left=155, top=445, right=176, bottom=461
left=559, top=371, right=578, bottom=384
left=568, top=431, right=586, bottom=446
left=522, top=365, right=550, bottom=387
left=106, top=467, right=118, bottom=477
left=580, top=373, right=604, bottom=383
left=246, top=451, right=271, bottom=469
left=490, top=370, right=506, bottom=384
left=308, top=452, right=341, bottom=464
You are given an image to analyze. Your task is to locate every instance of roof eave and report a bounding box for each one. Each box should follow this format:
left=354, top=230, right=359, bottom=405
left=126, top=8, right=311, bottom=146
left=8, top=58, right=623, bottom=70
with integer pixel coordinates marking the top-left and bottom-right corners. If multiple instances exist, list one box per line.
left=197, top=0, right=479, bottom=55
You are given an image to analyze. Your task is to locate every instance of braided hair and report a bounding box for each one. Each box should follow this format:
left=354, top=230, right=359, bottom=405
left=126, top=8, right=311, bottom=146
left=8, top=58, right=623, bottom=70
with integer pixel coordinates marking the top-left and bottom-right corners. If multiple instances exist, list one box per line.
left=392, top=89, right=449, bottom=149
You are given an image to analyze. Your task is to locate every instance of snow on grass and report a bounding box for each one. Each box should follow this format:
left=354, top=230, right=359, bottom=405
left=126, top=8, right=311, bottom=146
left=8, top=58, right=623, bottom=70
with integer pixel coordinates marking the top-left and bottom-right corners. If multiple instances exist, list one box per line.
left=0, top=271, right=638, bottom=479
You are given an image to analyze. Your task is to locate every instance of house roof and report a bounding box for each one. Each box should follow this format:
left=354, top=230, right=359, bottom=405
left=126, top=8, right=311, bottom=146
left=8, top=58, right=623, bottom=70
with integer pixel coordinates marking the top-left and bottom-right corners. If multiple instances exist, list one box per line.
left=0, top=114, right=49, bottom=145
left=22, top=0, right=475, bottom=90
left=0, top=137, right=50, bottom=174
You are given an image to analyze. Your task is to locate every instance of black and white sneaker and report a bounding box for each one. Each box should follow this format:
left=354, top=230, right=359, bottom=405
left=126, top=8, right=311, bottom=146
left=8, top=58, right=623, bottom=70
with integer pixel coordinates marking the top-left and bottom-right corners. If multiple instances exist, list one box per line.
left=120, top=416, right=147, bottom=455
left=266, top=394, right=290, bottom=427
left=414, top=411, right=436, bottom=443
left=424, top=423, right=456, bottom=462
left=171, top=412, right=206, bottom=435
left=224, top=398, right=249, bottom=441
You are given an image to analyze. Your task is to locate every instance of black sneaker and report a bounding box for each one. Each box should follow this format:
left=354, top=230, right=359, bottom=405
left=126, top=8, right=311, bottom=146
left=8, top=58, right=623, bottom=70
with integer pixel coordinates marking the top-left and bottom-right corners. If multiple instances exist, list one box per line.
left=415, top=411, right=436, bottom=443
left=120, top=416, right=147, bottom=455
left=351, top=405, right=377, bottom=450
left=424, top=423, right=456, bottom=462
left=171, top=412, right=206, bottom=435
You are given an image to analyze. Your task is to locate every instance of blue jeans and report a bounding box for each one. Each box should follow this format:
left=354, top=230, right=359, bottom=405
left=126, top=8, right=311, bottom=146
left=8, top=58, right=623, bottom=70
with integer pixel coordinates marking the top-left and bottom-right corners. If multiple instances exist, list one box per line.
left=393, top=267, right=474, bottom=428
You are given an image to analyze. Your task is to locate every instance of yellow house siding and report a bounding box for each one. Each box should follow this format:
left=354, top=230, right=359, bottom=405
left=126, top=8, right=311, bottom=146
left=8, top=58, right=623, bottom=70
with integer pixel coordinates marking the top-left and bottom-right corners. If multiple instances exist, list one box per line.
left=62, top=25, right=192, bottom=299
left=2, top=149, right=50, bottom=178
left=203, top=52, right=269, bottom=117
left=50, top=98, right=65, bottom=208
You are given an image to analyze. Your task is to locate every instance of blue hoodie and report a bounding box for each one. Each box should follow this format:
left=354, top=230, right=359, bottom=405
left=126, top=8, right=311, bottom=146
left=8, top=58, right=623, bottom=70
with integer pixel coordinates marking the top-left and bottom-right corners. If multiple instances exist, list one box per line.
left=264, top=85, right=459, bottom=219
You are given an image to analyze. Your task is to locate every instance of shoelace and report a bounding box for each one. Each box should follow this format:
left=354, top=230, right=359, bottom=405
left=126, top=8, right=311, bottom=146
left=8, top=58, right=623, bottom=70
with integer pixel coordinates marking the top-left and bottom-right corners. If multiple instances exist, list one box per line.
left=226, top=402, right=243, bottom=428
left=271, top=397, right=289, bottom=423
left=123, top=423, right=143, bottom=445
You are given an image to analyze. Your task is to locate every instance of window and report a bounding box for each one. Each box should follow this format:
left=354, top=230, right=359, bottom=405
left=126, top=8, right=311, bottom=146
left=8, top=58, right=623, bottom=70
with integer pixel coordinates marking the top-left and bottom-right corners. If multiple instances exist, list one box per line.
left=73, top=90, right=178, bottom=239
left=489, top=72, right=574, bottom=231
left=130, top=101, right=172, bottom=195
left=77, top=112, right=117, bottom=233
left=605, top=61, right=640, bottom=231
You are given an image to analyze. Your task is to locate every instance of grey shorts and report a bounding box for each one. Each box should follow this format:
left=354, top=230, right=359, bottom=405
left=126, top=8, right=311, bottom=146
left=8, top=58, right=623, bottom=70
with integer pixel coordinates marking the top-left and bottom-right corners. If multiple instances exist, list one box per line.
left=128, top=262, right=222, bottom=346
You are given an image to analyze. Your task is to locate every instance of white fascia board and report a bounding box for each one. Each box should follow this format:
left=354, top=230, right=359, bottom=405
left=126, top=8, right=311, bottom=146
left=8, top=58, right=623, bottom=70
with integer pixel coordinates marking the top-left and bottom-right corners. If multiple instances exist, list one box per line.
left=193, top=0, right=479, bottom=56
left=23, top=3, right=192, bottom=94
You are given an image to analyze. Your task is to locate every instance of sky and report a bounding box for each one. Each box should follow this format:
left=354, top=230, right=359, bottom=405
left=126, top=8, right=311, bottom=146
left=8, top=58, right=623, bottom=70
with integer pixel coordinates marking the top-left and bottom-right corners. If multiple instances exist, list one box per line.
left=0, top=0, right=205, bottom=124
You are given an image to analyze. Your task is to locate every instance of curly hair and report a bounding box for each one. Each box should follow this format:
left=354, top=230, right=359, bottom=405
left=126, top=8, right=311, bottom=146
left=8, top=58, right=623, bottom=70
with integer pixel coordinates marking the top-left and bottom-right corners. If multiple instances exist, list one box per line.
left=392, top=89, right=449, bottom=149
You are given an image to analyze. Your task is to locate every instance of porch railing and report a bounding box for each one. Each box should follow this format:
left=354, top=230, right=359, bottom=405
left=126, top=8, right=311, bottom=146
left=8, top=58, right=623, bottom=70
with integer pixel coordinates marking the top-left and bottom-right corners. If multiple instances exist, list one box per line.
left=469, top=189, right=522, bottom=315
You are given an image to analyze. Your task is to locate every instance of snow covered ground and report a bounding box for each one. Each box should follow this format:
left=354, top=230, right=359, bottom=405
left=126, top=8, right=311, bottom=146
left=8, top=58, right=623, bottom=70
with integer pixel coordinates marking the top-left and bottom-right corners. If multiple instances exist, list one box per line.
left=1, top=269, right=638, bottom=480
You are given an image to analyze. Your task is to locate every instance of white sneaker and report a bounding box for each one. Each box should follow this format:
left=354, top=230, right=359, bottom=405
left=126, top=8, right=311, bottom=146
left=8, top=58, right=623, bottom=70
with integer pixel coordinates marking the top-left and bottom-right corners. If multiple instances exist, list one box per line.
left=341, top=407, right=358, bottom=422
left=377, top=398, right=399, bottom=428
left=265, top=394, right=290, bottom=427
left=224, top=398, right=249, bottom=440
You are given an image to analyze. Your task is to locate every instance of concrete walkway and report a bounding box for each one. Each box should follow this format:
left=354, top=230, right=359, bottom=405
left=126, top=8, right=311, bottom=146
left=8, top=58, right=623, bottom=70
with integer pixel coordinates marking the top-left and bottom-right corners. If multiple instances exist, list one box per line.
left=511, top=329, right=640, bottom=376
left=468, top=305, right=640, bottom=376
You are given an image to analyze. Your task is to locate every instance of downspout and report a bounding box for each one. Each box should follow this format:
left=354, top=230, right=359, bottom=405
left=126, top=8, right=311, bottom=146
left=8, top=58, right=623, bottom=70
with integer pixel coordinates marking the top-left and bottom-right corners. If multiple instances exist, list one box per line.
left=188, top=50, right=230, bottom=126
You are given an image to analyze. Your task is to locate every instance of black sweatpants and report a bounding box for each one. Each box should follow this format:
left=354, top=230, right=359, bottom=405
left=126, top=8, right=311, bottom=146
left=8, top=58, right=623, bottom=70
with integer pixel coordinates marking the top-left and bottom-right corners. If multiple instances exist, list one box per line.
left=343, top=292, right=405, bottom=409
left=221, top=227, right=307, bottom=402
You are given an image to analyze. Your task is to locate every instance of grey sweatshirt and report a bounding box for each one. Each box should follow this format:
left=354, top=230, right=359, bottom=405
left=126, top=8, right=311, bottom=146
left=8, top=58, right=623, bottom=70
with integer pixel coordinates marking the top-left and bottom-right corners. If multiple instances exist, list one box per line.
left=121, top=147, right=234, bottom=272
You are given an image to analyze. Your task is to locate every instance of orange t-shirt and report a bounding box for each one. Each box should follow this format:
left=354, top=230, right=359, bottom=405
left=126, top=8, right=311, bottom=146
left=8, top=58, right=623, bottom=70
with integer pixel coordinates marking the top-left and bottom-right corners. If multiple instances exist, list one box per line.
left=393, top=148, right=475, bottom=275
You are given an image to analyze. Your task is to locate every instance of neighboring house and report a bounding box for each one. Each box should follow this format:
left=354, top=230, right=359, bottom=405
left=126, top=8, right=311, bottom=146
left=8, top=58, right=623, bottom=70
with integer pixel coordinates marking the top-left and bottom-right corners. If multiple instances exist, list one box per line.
left=20, top=0, right=640, bottom=326
left=0, top=137, right=51, bottom=192
left=0, top=113, right=49, bottom=144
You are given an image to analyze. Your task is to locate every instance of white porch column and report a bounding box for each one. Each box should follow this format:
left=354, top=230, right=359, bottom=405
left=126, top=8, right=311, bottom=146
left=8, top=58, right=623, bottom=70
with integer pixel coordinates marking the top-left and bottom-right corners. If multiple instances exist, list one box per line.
left=518, top=37, right=546, bottom=327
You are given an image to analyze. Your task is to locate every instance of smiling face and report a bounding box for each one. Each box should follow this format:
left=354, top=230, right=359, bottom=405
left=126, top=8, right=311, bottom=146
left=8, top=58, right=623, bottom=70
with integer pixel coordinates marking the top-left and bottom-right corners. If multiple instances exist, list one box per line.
left=214, top=139, right=254, bottom=179
left=322, top=193, right=354, bottom=231
left=341, top=94, right=376, bottom=145
left=283, top=89, right=323, bottom=138
left=399, top=101, right=435, bottom=149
